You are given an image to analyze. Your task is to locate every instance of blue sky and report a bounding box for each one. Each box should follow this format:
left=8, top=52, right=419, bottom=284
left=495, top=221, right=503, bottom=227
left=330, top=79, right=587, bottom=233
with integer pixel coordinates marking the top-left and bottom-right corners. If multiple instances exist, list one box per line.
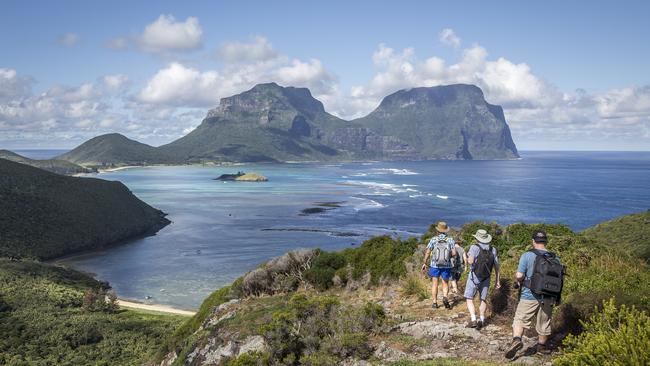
left=1, top=0, right=649, bottom=150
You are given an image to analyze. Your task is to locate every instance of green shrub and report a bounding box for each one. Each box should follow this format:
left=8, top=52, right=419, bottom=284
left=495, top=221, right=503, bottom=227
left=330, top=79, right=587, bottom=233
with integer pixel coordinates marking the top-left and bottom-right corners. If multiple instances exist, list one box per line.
left=304, top=251, right=346, bottom=290
left=400, top=273, right=430, bottom=301
left=554, top=299, right=650, bottom=366
left=258, top=294, right=382, bottom=365
left=343, top=235, right=419, bottom=284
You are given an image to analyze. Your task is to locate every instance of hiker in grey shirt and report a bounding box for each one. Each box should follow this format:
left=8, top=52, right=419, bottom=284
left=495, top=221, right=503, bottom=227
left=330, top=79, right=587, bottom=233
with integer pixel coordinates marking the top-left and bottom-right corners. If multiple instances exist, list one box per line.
left=449, top=241, right=466, bottom=299
left=464, top=229, right=501, bottom=330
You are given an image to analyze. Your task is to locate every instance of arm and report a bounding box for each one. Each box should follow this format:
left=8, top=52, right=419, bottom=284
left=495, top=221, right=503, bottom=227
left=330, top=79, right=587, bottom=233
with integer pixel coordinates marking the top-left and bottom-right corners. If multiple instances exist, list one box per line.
left=421, top=248, right=431, bottom=272
left=494, top=258, right=501, bottom=289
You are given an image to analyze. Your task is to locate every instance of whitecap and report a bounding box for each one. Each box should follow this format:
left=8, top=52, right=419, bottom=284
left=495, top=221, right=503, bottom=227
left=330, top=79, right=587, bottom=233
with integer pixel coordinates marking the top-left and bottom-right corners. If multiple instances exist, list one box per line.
left=350, top=197, right=386, bottom=211
left=436, top=195, right=449, bottom=200
left=371, top=168, right=419, bottom=175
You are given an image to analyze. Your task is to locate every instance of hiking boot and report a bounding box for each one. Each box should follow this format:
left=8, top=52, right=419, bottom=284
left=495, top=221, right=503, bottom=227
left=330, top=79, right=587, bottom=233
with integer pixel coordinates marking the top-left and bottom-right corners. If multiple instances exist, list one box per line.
left=465, top=320, right=477, bottom=328
left=431, top=302, right=439, bottom=309
left=476, top=320, right=484, bottom=330
left=442, top=297, right=451, bottom=309
left=505, top=338, right=524, bottom=359
left=536, top=343, right=552, bottom=355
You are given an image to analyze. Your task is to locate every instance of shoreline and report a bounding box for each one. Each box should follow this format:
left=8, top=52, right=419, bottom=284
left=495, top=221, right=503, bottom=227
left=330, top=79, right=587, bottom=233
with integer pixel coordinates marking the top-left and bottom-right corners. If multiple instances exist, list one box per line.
left=116, top=298, right=197, bottom=316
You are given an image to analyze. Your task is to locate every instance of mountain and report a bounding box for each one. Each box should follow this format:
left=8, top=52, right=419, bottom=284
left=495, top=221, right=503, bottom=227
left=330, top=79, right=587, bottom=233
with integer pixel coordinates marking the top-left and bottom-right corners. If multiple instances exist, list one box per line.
left=0, top=149, right=93, bottom=175
left=56, top=133, right=177, bottom=167
left=60, top=83, right=519, bottom=165
left=158, top=82, right=404, bottom=162
left=353, top=84, right=519, bottom=160
left=0, top=158, right=170, bottom=259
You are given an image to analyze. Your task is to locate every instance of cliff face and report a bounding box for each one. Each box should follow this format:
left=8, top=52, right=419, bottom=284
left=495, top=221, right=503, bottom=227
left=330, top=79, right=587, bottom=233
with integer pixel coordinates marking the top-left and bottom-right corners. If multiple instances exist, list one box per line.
left=61, top=83, right=519, bottom=164
left=0, top=159, right=170, bottom=259
left=353, top=84, right=519, bottom=160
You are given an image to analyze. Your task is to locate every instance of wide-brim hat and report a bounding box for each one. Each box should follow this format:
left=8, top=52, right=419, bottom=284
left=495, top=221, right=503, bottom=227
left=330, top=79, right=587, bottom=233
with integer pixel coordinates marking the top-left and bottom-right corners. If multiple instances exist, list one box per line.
left=436, top=221, right=450, bottom=233
left=473, top=229, right=492, bottom=244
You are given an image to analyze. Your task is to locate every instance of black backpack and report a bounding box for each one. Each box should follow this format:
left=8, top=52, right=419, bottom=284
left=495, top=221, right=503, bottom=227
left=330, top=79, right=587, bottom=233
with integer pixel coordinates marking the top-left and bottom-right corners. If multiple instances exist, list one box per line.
left=471, top=244, right=495, bottom=280
left=525, top=250, right=565, bottom=303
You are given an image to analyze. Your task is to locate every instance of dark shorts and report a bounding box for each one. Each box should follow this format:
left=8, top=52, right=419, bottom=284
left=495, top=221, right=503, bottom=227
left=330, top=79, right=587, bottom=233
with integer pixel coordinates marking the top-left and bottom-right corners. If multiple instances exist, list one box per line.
left=428, top=267, right=452, bottom=281
left=451, top=271, right=462, bottom=281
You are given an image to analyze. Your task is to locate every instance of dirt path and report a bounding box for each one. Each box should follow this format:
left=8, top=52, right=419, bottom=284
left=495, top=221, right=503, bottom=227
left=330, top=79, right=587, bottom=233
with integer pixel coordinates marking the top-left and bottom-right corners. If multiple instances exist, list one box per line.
left=117, top=299, right=197, bottom=316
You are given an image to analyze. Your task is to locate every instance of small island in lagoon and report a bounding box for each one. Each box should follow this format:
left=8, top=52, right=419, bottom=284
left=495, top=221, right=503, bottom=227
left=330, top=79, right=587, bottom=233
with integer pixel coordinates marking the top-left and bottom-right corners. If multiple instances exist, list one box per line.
left=214, top=171, right=268, bottom=182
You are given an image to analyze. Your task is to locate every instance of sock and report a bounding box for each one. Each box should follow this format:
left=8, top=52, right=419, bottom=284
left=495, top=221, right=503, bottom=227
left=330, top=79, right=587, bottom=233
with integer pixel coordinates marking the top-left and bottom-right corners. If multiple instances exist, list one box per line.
left=480, top=316, right=485, bottom=322
left=513, top=336, right=522, bottom=342
left=470, top=314, right=477, bottom=321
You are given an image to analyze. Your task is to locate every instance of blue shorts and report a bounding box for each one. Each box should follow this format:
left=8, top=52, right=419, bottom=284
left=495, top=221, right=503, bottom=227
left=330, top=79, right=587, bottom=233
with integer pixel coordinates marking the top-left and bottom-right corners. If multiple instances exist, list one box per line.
left=428, top=267, right=452, bottom=280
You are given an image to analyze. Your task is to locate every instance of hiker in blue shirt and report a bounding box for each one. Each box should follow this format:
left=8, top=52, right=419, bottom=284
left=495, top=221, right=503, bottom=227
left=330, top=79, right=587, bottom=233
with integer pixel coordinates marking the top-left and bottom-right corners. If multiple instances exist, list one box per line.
left=505, top=230, right=563, bottom=359
left=421, top=222, right=457, bottom=309
left=464, top=229, right=501, bottom=330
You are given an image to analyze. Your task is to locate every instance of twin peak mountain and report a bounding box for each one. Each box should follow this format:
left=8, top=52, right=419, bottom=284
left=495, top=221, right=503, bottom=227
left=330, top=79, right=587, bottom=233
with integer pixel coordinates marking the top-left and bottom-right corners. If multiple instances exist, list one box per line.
left=59, top=83, right=519, bottom=166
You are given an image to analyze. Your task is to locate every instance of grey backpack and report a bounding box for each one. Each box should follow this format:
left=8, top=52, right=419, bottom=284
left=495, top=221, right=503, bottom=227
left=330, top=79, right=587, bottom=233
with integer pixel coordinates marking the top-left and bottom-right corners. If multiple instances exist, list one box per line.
left=432, top=239, right=451, bottom=266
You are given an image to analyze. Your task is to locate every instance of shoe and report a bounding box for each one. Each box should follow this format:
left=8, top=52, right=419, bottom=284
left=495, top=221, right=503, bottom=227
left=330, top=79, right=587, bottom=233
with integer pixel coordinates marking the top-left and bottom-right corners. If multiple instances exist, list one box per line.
left=465, top=320, right=477, bottom=328
left=431, top=302, right=439, bottom=309
left=476, top=320, right=484, bottom=330
left=505, top=338, right=524, bottom=359
left=536, top=343, right=552, bottom=355
left=442, top=297, right=451, bottom=309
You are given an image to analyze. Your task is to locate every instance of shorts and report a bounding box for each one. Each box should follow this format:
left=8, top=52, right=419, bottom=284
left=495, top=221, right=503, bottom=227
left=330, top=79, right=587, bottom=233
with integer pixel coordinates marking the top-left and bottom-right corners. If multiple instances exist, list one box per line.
left=464, top=275, right=490, bottom=300
left=428, top=267, right=452, bottom=281
left=513, top=299, right=553, bottom=335
left=451, top=269, right=462, bottom=281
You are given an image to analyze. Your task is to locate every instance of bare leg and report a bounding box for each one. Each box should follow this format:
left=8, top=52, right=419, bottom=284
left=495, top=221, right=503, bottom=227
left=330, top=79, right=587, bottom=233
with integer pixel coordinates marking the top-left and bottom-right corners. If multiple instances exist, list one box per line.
left=441, top=279, right=449, bottom=298
left=431, top=277, right=439, bottom=303
left=512, top=323, right=524, bottom=338
left=450, top=280, right=458, bottom=294
left=538, top=334, right=549, bottom=344
left=466, top=298, right=476, bottom=319
left=479, top=300, right=487, bottom=319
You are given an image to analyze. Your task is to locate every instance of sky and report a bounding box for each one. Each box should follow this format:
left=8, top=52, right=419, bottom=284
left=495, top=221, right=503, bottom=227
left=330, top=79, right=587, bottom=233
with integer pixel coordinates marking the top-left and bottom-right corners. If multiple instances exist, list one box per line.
left=1, top=0, right=649, bottom=151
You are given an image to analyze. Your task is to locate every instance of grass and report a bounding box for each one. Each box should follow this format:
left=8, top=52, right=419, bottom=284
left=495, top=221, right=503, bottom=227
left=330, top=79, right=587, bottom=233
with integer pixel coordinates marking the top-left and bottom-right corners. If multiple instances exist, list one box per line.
left=582, top=209, right=650, bottom=262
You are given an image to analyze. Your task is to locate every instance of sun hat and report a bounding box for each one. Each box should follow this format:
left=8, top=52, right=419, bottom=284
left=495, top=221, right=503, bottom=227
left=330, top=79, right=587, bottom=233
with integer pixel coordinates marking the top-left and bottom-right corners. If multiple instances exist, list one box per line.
left=473, top=229, right=492, bottom=244
left=532, top=230, right=548, bottom=243
left=435, top=221, right=450, bottom=233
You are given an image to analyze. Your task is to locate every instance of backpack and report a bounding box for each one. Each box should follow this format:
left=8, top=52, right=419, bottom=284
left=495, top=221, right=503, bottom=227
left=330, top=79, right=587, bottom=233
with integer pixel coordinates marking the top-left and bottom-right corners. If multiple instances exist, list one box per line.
left=471, top=244, right=494, bottom=280
left=451, top=247, right=465, bottom=270
left=525, top=250, right=565, bottom=303
left=432, top=238, right=452, bottom=267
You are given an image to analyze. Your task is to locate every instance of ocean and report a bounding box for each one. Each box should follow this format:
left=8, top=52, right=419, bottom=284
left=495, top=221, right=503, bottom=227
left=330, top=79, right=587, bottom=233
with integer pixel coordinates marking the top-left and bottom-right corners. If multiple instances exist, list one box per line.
left=49, top=151, right=649, bottom=309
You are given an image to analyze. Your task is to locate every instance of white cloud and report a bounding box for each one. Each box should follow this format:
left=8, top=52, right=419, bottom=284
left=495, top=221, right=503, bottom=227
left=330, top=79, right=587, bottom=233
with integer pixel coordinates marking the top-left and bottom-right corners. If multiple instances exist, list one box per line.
left=138, top=14, right=203, bottom=53
left=439, top=28, right=461, bottom=48
left=104, top=37, right=128, bottom=50
left=57, top=33, right=80, bottom=46
left=136, top=62, right=220, bottom=106
left=273, top=58, right=336, bottom=95
left=0, top=68, right=34, bottom=101
left=102, top=74, right=130, bottom=91
left=217, top=36, right=279, bottom=63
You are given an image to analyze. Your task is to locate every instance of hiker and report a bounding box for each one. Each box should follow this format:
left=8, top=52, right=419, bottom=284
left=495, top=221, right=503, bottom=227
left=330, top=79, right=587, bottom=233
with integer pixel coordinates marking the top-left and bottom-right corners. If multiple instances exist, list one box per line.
left=505, top=230, right=565, bottom=359
left=449, top=240, right=466, bottom=298
left=464, top=229, right=500, bottom=330
left=421, top=221, right=457, bottom=309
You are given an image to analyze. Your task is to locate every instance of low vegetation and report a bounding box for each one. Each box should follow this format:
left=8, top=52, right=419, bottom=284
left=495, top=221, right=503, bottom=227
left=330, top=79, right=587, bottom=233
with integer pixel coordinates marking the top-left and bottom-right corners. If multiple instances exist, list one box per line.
left=554, top=299, right=650, bottom=366
left=583, top=209, right=650, bottom=262
left=0, top=259, right=183, bottom=365
left=0, top=159, right=169, bottom=260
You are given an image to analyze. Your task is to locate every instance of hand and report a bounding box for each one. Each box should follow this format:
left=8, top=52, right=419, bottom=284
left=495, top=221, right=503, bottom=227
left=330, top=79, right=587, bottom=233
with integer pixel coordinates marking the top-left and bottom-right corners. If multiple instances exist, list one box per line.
left=495, top=280, right=501, bottom=290
left=421, top=264, right=427, bottom=272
